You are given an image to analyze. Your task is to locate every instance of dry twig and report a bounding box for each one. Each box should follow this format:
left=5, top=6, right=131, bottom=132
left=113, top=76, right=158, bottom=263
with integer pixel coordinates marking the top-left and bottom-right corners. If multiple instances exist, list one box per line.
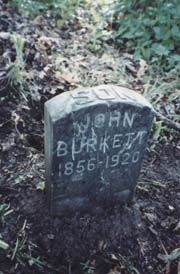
left=154, top=109, right=180, bottom=133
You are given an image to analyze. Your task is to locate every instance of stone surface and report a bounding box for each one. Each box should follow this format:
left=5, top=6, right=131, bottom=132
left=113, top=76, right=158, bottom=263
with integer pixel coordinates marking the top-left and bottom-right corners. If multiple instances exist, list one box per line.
left=44, top=85, right=154, bottom=216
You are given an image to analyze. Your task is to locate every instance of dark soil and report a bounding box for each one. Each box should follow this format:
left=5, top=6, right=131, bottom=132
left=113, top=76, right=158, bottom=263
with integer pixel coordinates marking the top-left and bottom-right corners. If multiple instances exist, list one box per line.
left=0, top=2, right=180, bottom=274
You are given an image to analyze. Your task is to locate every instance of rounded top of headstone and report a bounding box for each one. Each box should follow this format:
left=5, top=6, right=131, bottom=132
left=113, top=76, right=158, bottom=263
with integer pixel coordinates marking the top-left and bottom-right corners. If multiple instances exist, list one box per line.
left=45, top=85, right=154, bottom=122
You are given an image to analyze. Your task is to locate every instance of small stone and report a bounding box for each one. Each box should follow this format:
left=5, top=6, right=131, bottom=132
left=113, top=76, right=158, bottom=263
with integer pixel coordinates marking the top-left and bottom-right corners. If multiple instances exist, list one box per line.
left=32, top=15, right=44, bottom=26
left=148, top=265, right=153, bottom=270
left=168, top=205, right=175, bottom=212
left=47, top=234, right=55, bottom=240
left=0, top=32, right=11, bottom=39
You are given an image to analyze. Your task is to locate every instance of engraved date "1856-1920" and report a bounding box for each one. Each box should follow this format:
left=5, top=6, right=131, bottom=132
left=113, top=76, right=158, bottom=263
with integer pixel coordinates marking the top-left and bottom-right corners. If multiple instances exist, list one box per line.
left=58, top=150, right=140, bottom=177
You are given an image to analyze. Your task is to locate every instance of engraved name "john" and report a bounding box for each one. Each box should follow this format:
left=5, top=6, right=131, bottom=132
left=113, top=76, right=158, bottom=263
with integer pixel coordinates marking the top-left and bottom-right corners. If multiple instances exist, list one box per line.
left=73, top=111, right=136, bottom=138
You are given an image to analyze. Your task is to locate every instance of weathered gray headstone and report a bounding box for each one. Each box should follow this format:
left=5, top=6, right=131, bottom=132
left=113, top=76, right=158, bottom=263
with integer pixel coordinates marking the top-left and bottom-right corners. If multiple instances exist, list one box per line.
left=45, top=85, right=154, bottom=216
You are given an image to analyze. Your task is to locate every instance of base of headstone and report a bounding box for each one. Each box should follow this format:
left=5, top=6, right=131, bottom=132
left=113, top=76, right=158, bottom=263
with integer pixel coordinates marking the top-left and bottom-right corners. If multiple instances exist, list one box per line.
left=49, top=202, right=146, bottom=269
left=51, top=189, right=134, bottom=217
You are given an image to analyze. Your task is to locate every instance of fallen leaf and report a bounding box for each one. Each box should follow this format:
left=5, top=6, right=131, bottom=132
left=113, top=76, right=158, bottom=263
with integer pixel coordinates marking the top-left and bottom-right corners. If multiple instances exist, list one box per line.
left=36, top=181, right=45, bottom=191
left=144, top=212, right=157, bottom=223
left=2, top=133, right=15, bottom=151
left=11, top=111, right=24, bottom=127
left=137, top=59, right=147, bottom=79
left=39, top=70, right=46, bottom=79
left=55, top=71, right=78, bottom=85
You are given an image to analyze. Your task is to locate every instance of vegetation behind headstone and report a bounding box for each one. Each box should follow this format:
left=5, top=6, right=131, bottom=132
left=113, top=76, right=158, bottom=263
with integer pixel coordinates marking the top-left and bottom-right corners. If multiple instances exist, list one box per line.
left=8, top=0, right=81, bottom=19
left=92, top=0, right=180, bottom=71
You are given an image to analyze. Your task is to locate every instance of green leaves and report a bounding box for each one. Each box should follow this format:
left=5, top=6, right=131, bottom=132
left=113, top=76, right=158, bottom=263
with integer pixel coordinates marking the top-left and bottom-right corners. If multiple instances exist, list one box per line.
left=152, top=43, right=169, bottom=56
left=153, top=118, right=163, bottom=141
left=96, top=0, right=180, bottom=70
left=0, top=239, right=9, bottom=250
left=158, top=248, right=180, bottom=262
left=171, top=25, right=180, bottom=39
left=153, top=26, right=171, bottom=41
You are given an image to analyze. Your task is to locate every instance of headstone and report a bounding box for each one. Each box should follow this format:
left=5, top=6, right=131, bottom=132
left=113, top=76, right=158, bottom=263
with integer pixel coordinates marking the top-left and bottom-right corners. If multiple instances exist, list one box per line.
left=45, top=85, right=154, bottom=216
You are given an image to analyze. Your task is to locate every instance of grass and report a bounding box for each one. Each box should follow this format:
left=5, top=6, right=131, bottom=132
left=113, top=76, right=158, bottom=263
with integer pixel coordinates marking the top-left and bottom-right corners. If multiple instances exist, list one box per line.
left=7, top=34, right=29, bottom=100
left=0, top=204, right=13, bottom=225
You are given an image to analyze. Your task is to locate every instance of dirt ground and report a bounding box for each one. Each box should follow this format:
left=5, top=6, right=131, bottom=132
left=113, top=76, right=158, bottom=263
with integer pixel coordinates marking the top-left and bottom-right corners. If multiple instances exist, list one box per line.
left=0, top=2, right=180, bottom=274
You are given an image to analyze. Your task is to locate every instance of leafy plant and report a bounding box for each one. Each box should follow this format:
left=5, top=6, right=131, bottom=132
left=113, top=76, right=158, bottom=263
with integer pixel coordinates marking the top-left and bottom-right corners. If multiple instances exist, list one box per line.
left=9, top=0, right=81, bottom=20
left=92, top=0, right=180, bottom=70
left=81, top=260, right=95, bottom=274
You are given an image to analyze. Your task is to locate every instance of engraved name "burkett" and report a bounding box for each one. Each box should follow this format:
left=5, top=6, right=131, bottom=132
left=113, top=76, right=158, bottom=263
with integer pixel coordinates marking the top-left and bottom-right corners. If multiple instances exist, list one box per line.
left=57, top=130, right=147, bottom=158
